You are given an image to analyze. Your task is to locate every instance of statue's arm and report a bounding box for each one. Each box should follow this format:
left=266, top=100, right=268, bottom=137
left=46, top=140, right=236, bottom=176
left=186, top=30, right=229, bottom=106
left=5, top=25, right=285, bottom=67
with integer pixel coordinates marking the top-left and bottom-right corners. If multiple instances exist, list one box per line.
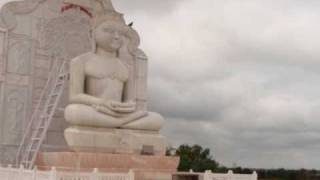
left=69, top=58, right=102, bottom=106
left=107, top=82, right=136, bottom=113
left=122, top=82, right=133, bottom=103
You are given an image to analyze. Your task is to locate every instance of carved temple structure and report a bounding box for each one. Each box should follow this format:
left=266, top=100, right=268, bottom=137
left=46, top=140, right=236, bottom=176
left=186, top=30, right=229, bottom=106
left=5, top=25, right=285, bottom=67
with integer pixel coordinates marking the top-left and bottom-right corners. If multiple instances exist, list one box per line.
left=0, top=0, right=151, bottom=165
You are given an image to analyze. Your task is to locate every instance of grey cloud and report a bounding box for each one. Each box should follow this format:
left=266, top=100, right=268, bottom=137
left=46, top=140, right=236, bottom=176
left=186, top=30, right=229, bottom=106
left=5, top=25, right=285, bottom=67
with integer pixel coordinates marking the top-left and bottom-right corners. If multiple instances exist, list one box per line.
left=2, top=0, right=320, bottom=169
left=113, top=0, right=186, bottom=16
left=164, top=118, right=320, bottom=169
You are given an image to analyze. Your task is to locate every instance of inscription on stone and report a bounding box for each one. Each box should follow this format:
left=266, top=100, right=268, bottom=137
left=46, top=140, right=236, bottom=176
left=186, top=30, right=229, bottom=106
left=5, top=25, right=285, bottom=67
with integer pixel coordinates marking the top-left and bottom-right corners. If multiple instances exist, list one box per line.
left=3, top=85, right=28, bottom=145
left=0, top=83, right=3, bottom=142
left=0, top=29, right=7, bottom=76
left=7, top=39, right=32, bottom=75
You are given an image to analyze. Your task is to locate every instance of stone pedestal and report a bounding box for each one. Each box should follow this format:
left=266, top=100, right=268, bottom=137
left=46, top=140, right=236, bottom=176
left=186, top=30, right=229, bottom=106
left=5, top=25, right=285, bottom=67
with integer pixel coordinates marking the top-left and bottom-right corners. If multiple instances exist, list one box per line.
left=64, top=127, right=167, bottom=155
left=36, top=152, right=180, bottom=180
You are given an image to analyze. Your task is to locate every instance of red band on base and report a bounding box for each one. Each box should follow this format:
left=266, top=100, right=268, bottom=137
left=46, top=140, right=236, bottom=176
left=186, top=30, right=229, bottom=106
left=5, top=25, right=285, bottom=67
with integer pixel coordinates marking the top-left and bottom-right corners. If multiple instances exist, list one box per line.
left=61, top=3, right=92, bottom=18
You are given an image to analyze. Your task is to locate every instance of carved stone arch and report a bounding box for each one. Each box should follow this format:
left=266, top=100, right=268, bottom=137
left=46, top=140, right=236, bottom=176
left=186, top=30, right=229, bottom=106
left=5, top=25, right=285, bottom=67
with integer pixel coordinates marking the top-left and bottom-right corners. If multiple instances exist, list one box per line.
left=38, top=15, right=91, bottom=59
left=0, top=0, right=45, bottom=30
left=7, top=39, right=32, bottom=75
left=3, top=85, right=28, bottom=145
left=118, top=26, right=149, bottom=111
left=0, top=0, right=153, bottom=164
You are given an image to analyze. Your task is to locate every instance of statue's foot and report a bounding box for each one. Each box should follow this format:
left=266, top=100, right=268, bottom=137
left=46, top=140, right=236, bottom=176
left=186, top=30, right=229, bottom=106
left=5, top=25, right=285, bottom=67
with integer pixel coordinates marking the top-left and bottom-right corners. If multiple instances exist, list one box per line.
left=64, top=126, right=168, bottom=155
left=65, top=104, right=123, bottom=128
left=121, top=112, right=164, bottom=131
left=65, top=104, right=165, bottom=131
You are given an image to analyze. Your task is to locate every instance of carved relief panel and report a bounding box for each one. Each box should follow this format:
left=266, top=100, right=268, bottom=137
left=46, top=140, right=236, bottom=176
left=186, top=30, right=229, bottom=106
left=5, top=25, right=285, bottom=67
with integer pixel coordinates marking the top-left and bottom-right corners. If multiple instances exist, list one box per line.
left=1, top=145, right=17, bottom=165
left=38, top=14, right=91, bottom=59
left=2, top=85, right=28, bottom=145
left=7, top=36, right=33, bottom=75
left=135, top=50, right=148, bottom=111
left=36, top=13, right=92, bottom=148
left=0, top=83, right=3, bottom=142
left=0, top=0, right=149, bottom=159
left=0, top=28, right=8, bottom=78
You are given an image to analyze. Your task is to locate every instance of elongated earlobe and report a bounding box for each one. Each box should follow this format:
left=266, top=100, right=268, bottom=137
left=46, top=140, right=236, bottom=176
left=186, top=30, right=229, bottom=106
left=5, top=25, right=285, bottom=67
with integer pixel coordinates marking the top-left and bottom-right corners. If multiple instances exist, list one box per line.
left=90, top=29, right=96, bottom=52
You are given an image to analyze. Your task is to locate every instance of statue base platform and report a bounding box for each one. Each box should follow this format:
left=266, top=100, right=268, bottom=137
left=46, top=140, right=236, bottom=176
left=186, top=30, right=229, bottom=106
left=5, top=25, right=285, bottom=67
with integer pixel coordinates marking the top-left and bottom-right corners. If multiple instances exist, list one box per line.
left=64, top=127, right=167, bottom=155
left=36, top=152, right=180, bottom=180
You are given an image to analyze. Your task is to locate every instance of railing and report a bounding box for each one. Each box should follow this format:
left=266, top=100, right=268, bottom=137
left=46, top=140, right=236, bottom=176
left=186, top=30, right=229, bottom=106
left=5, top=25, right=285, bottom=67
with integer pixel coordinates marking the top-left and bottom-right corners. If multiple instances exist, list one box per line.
left=0, top=165, right=257, bottom=180
left=0, top=165, right=134, bottom=180
left=204, top=170, right=257, bottom=180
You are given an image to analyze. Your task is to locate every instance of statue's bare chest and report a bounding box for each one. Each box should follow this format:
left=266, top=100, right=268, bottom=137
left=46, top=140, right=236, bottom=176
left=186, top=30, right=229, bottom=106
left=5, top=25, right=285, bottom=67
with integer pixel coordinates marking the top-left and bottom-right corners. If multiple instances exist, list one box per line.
left=84, top=58, right=129, bottom=82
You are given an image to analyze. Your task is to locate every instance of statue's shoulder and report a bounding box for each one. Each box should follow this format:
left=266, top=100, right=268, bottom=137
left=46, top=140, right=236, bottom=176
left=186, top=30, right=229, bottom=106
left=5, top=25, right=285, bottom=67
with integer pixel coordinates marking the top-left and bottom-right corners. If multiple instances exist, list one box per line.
left=70, top=52, right=93, bottom=65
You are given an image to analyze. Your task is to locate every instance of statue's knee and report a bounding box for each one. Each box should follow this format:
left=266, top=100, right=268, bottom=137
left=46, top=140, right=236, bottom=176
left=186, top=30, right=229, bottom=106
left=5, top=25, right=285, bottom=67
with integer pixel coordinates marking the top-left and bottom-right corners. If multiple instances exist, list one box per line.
left=64, top=104, right=82, bottom=123
left=149, top=112, right=165, bottom=124
left=146, top=112, right=165, bottom=131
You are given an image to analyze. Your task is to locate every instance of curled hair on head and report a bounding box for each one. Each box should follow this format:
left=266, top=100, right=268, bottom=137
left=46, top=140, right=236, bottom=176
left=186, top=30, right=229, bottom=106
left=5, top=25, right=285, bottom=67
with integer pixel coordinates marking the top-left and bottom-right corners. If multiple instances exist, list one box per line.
left=92, top=11, right=125, bottom=28
left=91, top=11, right=140, bottom=56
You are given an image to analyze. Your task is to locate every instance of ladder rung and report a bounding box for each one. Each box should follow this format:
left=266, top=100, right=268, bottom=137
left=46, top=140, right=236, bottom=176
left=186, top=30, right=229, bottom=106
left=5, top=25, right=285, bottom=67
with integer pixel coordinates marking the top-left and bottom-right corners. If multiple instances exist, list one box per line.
left=22, top=161, right=33, bottom=167
left=58, top=108, right=65, bottom=112
left=40, top=116, right=48, bottom=121
left=51, top=93, right=60, bottom=97
left=56, top=82, right=64, bottom=86
left=37, top=126, right=45, bottom=129
left=47, top=104, right=55, bottom=107
left=28, top=149, right=37, bottom=153
left=17, top=60, right=68, bottom=168
left=40, top=114, right=49, bottom=118
left=58, top=75, right=67, bottom=79
left=22, top=161, right=31, bottom=165
left=49, top=97, right=58, bottom=101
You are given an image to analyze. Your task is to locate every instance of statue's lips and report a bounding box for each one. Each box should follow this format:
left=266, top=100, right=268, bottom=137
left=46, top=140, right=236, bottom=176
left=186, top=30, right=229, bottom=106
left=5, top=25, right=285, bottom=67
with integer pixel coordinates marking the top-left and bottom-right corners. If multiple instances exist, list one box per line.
left=61, top=3, right=93, bottom=17
left=105, top=40, right=121, bottom=49
left=111, top=41, right=121, bottom=48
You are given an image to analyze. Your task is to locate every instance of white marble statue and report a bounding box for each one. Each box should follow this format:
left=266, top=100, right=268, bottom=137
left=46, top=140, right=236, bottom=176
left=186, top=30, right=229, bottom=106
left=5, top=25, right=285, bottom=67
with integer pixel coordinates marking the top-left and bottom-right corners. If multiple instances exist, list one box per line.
left=62, top=0, right=167, bottom=155
left=64, top=10, right=164, bottom=131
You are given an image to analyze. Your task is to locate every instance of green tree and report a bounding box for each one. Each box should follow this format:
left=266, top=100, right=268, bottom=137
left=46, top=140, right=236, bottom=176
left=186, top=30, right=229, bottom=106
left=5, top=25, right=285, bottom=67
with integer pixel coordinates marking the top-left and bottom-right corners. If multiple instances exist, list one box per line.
left=173, top=144, right=219, bottom=172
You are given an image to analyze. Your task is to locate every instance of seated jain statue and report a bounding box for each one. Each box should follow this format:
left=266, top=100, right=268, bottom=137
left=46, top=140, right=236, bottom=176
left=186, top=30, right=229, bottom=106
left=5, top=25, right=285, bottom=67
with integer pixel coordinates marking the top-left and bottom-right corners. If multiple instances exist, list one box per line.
left=64, top=7, right=167, bottom=155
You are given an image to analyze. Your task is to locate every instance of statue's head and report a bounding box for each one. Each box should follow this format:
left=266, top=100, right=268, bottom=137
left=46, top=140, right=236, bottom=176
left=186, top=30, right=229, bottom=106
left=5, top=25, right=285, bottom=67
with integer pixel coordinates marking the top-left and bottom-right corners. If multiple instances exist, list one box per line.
left=62, top=0, right=140, bottom=55
left=92, top=11, right=139, bottom=54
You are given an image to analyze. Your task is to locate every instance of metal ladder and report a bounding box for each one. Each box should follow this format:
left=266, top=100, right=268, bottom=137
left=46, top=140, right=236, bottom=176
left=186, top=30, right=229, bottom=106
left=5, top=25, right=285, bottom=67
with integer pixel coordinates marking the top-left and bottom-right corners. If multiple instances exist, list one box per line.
left=16, top=58, right=68, bottom=169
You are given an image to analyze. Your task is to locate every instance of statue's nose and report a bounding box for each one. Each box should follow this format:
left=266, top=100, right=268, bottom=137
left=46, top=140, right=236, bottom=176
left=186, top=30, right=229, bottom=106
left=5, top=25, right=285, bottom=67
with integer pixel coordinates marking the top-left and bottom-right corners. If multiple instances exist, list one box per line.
left=113, top=32, right=120, bottom=39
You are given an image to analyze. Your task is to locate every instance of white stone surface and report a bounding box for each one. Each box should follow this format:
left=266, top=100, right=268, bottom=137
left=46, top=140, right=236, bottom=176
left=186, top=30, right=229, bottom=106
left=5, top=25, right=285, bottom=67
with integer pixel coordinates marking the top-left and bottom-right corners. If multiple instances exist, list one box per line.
left=65, top=127, right=167, bottom=155
left=0, top=165, right=134, bottom=180
left=0, top=0, right=162, bottom=163
left=203, top=170, right=258, bottom=180
left=3, top=85, right=28, bottom=145
left=0, top=0, right=93, bottom=164
left=0, top=165, right=258, bottom=180
left=63, top=0, right=166, bottom=153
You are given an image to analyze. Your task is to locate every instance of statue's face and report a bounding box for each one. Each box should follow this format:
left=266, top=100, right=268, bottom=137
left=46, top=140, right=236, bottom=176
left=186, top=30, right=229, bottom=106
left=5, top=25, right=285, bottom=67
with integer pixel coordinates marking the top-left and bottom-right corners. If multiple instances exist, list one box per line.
left=94, top=22, right=125, bottom=52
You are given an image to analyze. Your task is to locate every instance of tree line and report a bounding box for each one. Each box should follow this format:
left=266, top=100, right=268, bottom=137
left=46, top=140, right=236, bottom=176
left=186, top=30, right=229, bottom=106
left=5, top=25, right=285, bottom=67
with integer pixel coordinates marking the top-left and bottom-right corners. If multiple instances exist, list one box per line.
left=167, top=144, right=320, bottom=180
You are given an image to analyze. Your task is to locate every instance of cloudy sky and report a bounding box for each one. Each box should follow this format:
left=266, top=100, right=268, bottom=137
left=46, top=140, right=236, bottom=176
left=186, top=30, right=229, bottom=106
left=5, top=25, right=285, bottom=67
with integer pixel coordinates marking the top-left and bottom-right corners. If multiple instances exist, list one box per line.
left=113, top=0, right=320, bottom=170
left=2, top=0, right=320, bottom=169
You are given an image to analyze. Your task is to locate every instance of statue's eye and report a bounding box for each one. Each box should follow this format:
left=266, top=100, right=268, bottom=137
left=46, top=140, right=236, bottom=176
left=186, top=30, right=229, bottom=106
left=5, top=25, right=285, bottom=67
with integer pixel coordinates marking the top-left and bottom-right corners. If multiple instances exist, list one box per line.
left=103, top=28, right=113, bottom=33
left=118, top=31, right=125, bottom=36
